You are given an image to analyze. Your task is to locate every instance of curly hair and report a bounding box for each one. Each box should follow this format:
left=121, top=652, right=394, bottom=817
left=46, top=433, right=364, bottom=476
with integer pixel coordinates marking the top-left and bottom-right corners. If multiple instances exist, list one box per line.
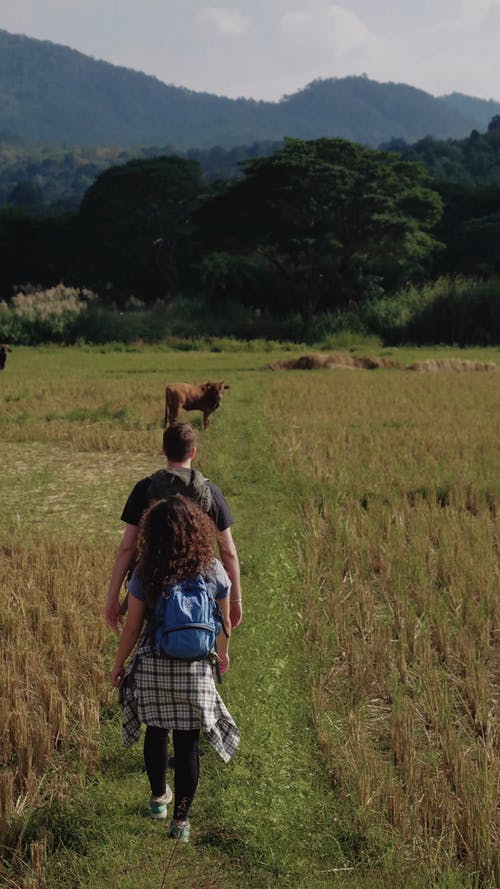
left=137, top=495, right=216, bottom=610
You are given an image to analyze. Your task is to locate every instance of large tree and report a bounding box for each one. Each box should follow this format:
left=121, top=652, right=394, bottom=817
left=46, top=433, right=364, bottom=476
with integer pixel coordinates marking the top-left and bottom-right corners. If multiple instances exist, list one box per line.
left=433, top=181, right=500, bottom=278
left=194, top=138, right=443, bottom=327
left=0, top=207, right=78, bottom=295
left=78, top=156, right=205, bottom=303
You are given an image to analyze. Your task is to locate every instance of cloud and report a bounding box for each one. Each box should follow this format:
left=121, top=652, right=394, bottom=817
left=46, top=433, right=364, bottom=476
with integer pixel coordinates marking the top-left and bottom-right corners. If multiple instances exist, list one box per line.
left=274, top=1, right=500, bottom=102
left=280, top=3, right=387, bottom=59
left=455, top=0, right=500, bottom=30
left=194, top=5, right=250, bottom=37
left=420, top=0, right=500, bottom=36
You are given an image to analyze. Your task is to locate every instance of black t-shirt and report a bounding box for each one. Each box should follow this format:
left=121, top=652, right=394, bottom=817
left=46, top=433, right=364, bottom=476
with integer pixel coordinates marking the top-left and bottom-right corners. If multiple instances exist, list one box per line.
left=120, top=475, right=234, bottom=532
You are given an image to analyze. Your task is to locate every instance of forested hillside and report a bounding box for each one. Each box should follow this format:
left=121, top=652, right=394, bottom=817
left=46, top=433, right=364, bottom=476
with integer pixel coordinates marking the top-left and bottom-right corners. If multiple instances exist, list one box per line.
left=385, top=115, right=500, bottom=184
left=441, top=92, right=500, bottom=130
left=0, top=28, right=479, bottom=149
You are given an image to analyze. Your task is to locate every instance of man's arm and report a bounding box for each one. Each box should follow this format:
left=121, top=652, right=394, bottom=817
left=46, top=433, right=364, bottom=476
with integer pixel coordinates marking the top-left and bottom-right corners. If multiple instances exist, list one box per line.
left=104, top=523, right=139, bottom=632
left=110, top=593, right=146, bottom=687
left=217, top=527, right=242, bottom=629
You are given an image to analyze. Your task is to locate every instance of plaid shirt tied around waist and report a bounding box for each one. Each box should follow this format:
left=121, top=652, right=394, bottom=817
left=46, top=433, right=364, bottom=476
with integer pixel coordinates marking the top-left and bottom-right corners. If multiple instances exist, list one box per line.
left=119, top=636, right=240, bottom=763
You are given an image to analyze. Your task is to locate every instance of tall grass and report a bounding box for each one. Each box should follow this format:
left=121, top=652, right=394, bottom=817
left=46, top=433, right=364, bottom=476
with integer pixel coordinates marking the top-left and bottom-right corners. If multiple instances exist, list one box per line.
left=267, top=369, right=499, bottom=885
left=0, top=537, right=112, bottom=849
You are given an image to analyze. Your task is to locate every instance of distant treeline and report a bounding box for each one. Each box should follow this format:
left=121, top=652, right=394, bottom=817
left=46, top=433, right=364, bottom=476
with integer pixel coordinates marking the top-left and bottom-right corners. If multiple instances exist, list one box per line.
left=1, top=135, right=499, bottom=345
left=384, top=115, right=500, bottom=186
left=3, top=115, right=500, bottom=213
left=0, top=140, right=282, bottom=211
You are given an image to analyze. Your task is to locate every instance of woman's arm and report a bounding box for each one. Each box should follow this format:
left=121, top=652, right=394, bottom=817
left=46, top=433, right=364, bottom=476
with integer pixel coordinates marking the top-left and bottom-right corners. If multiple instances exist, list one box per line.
left=110, top=594, right=145, bottom=687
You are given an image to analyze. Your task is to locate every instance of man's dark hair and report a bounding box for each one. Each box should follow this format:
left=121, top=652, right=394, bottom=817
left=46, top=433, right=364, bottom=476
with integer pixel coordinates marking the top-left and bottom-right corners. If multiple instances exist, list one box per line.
left=163, top=423, right=197, bottom=462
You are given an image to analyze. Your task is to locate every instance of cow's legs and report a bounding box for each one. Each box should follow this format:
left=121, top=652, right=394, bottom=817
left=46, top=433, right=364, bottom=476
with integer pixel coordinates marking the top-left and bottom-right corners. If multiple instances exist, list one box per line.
left=165, top=394, right=180, bottom=427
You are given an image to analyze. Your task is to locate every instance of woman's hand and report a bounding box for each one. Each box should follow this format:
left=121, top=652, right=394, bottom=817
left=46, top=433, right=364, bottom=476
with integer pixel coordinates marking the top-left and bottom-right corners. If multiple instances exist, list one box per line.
left=110, top=664, right=125, bottom=688
left=104, top=596, right=123, bottom=634
left=219, top=652, right=230, bottom=675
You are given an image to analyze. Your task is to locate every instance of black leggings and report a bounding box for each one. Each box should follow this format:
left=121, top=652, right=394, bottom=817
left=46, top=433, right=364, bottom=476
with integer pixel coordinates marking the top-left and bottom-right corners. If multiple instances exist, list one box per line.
left=144, top=725, right=200, bottom=821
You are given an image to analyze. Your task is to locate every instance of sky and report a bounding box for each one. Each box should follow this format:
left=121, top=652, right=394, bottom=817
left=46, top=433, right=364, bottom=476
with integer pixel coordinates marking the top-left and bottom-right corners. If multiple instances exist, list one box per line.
left=1, top=0, right=500, bottom=102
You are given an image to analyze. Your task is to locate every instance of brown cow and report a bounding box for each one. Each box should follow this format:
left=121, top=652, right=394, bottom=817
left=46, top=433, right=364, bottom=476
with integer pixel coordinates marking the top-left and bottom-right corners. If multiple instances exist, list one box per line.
left=0, top=344, right=10, bottom=370
left=164, top=381, right=229, bottom=429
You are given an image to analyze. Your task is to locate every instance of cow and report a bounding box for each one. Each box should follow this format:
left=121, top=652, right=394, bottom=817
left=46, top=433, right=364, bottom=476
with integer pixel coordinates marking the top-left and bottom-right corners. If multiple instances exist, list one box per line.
left=164, top=381, right=229, bottom=429
left=0, top=344, right=10, bottom=370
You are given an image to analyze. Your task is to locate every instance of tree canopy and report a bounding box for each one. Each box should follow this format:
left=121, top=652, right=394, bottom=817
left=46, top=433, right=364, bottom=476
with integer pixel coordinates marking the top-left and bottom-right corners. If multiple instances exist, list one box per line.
left=194, top=138, right=443, bottom=326
left=78, top=155, right=205, bottom=302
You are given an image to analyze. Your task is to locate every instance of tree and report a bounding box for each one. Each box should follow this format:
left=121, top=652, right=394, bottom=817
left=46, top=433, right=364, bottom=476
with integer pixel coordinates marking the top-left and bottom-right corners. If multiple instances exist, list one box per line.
left=78, top=156, right=205, bottom=303
left=194, top=138, right=443, bottom=329
left=199, top=251, right=270, bottom=312
left=433, top=181, right=500, bottom=277
left=0, top=207, right=78, bottom=296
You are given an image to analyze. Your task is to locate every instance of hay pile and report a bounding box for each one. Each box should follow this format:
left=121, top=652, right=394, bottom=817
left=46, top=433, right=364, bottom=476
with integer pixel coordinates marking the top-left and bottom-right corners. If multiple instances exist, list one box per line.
left=407, top=359, right=497, bottom=372
left=265, top=353, right=403, bottom=371
left=266, top=354, right=497, bottom=372
left=350, top=355, right=403, bottom=369
left=265, top=353, right=328, bottom=370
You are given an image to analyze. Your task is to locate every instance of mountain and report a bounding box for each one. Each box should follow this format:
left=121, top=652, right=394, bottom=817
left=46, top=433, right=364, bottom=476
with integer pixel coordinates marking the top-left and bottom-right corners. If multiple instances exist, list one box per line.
left=279, top=78, right=476, bottom=146
left=0, top=28, right=487, bottom=150
left=440, top=92, right=500, bottom=131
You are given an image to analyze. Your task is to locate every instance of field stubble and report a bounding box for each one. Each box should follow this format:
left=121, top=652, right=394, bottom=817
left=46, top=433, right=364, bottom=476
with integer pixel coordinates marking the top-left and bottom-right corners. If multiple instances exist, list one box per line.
left=0, top=537, right=113, bottom=850
left=268, top=369, right=499, bottom=884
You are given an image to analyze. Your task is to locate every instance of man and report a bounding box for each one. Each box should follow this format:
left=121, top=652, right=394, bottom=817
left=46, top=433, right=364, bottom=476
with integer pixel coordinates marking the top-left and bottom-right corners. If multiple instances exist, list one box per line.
left=104, top=422, right=242, bottom=631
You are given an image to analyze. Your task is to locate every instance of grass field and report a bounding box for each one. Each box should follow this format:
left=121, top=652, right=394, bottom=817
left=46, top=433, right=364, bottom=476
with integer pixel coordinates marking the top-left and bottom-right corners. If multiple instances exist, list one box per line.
left=0, top=344, right=499, bottom=889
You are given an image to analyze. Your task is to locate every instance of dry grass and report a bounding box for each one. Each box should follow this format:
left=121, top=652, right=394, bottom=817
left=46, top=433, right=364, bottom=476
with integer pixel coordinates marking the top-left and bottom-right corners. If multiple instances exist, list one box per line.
left=0, top=536, right=113, bottom=852
left=267, top=369, right=500, bottom=884
left=0, top=442, right=161, bottom=537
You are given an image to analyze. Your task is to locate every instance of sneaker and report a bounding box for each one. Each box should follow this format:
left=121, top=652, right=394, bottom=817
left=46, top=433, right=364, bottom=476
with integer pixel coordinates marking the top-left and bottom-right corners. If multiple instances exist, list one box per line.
left=168, top=820, right=190, bottom=843
left=149, top=785, right=173, bottom=820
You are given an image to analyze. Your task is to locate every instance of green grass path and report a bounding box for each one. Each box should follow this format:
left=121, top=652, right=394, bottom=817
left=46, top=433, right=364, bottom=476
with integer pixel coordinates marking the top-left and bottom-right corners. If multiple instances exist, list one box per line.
left=38, top=370, right=351, bottom=889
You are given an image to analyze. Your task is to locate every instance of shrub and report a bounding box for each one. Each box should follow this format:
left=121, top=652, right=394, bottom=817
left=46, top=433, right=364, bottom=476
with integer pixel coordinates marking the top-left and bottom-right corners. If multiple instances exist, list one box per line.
left=362, top=277, right=500, bottom=345
left=1, top=278, right=498, bottom=347
left=0, top=285, right=97, bottom=344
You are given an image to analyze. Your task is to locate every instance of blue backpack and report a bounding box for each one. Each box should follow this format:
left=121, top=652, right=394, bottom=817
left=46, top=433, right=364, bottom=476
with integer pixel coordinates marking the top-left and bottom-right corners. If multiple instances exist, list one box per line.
left=151, top=573, right=225, bottom=660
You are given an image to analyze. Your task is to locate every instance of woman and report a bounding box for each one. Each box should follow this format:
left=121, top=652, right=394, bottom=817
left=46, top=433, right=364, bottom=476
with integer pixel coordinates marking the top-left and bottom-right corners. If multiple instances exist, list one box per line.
left=110, top=496, right=239, bottom=843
